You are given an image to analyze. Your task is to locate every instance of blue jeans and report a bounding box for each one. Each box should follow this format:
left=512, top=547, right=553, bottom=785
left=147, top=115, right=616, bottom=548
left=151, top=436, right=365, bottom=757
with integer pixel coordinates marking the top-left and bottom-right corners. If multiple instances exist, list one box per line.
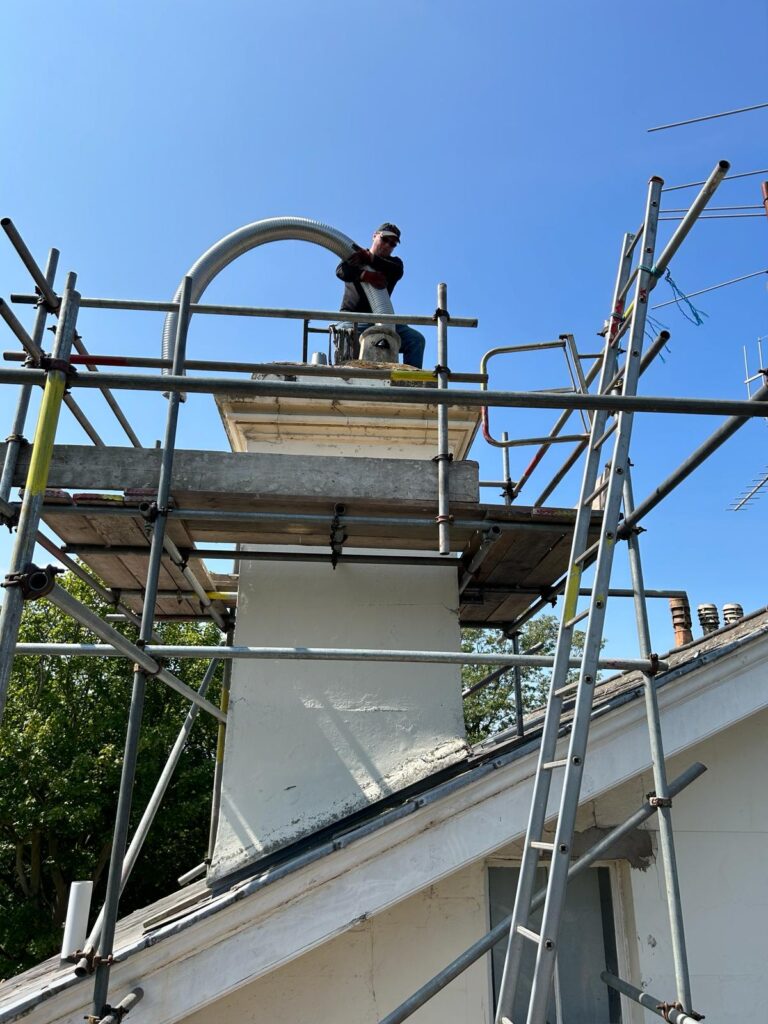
left=342, top=322, right=426, bottom=369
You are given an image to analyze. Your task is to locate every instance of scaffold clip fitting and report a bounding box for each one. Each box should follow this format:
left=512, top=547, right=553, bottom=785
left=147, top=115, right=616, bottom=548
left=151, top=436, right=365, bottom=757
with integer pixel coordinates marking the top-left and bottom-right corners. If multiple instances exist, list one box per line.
left=1, top=562, right=61, bottom=599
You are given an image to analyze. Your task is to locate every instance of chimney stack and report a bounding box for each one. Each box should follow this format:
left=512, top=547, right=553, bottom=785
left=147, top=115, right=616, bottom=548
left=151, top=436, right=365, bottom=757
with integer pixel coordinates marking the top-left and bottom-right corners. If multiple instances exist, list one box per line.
left=722, top=602, right=744, bottom=626
left=697, top=603, right=720, bottom=634
left=669, top=594, right=693, bottom=647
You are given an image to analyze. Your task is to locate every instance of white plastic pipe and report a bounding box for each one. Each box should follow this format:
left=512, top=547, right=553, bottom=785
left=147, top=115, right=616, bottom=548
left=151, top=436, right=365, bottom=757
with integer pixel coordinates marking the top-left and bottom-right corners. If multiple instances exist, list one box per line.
left=60, top=880, right=93, bottom=959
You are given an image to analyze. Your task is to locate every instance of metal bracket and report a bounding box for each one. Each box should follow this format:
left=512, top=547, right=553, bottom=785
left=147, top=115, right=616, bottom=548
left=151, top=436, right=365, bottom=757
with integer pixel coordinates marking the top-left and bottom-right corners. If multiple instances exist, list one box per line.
left=432, top=451, right=453, bottom=464
left=138, top=500, right=169, bottom=523
left=647, top=652, right=660, bottom=676
left=646, top=792, right=673, bottom=809
left=1, top=504, right=20, bottom=532
left=71, top=949, right=116, bottom=977
left=432, top=307, right=450, bottom=322
left=1, top=562, right=62, bottom=600
left=101, top=1004, right=126, bottom=1023
left=656, top=1000, right=705, bottom=1022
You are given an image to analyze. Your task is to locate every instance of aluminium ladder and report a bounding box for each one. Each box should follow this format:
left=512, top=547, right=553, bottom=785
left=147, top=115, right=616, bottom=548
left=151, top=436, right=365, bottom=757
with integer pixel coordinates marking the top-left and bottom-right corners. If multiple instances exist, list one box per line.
left=494, top=176, right=664, bottom=1024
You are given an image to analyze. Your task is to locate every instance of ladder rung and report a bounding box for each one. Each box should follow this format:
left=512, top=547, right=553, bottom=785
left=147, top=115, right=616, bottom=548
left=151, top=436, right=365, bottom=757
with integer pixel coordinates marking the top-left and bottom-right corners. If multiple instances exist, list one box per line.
left=530, top=840, right=555, bottom=851
left=572, top=548, right=591, bottom=566
left=516, top=924, right=541, bottom=944
left=592, top=422, right=616, bottom=451
left=542, top=758, right=568, bottom=770
left=582, top=479, right=609, bottom=506
left=564, top=608, right=589, bottom=628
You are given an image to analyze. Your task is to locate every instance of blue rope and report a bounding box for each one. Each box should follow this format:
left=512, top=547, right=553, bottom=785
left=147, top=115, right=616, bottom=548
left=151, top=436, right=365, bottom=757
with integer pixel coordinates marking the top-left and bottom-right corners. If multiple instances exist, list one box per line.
left=644, top=313, right=672, bottom=362
left=663, top=269, right=708, bottom=326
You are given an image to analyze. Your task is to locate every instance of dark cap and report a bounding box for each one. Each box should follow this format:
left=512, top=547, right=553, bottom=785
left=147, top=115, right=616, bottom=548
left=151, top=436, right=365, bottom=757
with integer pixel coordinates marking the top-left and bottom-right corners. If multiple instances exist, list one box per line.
left=376, top=222, right=401, bottom=241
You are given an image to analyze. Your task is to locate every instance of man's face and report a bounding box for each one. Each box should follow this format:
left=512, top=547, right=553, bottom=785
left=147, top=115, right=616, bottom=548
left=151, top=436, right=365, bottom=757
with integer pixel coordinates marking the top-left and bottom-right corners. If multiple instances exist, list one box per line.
left=371, top=232, right=399, bottom=257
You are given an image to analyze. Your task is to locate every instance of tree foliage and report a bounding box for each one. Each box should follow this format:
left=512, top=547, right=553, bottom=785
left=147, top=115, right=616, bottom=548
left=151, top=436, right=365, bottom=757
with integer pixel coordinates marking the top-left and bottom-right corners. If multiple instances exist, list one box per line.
left=0, top=572, right=222, bottom=977
left=461, top=616, right=586, bottom=745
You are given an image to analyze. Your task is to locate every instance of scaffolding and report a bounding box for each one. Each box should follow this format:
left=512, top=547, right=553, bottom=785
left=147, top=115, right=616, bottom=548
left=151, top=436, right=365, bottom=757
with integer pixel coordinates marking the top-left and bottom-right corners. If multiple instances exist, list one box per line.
left=1, top=161, right=766, bottom=1024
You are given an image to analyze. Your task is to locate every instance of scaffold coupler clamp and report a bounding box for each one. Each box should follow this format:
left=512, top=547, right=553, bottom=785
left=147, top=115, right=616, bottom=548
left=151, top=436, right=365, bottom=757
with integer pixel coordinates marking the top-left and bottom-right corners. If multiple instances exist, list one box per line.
left=646, top=789, right=672, bottom=809
left=96, top=1006, right=127, bottom=1024
left=432, top=306, right=450, bottom=322
left=73, top=949, right=116, bottom=977
left=35, top=285, right=60, bottom=313
left=656, top=1000, right=705, bottom=1022
left=0, top=499, right=20, bottom=531
left=139, top=499, right=168, bottom=524
left=2, top=562, right=62, bottom=600
left=647, top=652, right=660, bottom=676
left=39, top=352, right=78, bottom=389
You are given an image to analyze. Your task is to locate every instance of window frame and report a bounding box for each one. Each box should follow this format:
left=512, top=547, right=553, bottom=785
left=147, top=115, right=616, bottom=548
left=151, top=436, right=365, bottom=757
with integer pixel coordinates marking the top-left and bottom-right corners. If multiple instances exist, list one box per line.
left=484, top=857, right=641, bottom=1024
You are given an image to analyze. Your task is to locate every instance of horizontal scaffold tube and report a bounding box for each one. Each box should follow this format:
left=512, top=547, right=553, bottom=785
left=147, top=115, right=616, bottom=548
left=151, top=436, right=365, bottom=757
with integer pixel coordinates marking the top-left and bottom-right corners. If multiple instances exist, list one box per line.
left=9, top=294, right=478, bottom=328
left=13, top=642, right=666, bottom=673
left=1, top=366, right=766, bottom=418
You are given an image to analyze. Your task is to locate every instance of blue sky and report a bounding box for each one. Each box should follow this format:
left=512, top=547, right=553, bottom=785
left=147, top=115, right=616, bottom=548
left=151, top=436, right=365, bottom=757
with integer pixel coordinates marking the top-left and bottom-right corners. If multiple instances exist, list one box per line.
left=1, top=1, right=766, bottom=656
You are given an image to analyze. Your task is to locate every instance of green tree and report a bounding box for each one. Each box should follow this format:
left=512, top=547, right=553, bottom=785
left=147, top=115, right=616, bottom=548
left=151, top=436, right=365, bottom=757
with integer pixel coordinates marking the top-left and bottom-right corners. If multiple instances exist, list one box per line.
left=462, top=616, right=586, bottom=744
left=0, top=572, right=223, bottom=976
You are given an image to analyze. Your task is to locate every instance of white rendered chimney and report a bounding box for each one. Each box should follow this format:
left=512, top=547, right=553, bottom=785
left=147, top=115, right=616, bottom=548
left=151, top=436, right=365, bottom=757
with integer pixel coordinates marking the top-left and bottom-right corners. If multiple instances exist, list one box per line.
left=208, top=373, right=480, bottom=882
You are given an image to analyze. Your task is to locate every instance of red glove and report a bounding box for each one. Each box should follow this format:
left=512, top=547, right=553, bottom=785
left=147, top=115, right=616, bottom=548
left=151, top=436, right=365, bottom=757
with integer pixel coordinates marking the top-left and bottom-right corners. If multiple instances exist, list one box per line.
left=361, top=269, right=387, bottom=289
left=347, top=248, right=371, bottom=265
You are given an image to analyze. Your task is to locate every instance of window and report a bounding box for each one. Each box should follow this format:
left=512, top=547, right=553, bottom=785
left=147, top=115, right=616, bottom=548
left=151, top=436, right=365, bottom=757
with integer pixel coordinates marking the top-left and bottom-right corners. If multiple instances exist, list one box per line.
left=489, top=866, right=622, bottom=1024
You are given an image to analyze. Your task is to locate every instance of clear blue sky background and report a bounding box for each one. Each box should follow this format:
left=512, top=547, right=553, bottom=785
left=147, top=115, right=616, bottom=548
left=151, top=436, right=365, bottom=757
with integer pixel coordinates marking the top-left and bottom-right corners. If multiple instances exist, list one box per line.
left=1, top=1, right=766, bottom=657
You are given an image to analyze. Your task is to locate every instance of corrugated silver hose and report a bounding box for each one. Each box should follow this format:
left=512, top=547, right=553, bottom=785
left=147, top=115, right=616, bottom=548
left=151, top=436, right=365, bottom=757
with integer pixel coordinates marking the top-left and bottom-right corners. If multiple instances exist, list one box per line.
left=161, top=216, right=394, bottom=368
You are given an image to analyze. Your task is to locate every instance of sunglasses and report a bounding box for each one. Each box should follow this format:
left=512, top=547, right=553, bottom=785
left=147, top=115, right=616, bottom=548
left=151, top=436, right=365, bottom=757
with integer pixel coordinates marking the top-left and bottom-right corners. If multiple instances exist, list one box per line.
left=380, top=236, right=398, bottom=246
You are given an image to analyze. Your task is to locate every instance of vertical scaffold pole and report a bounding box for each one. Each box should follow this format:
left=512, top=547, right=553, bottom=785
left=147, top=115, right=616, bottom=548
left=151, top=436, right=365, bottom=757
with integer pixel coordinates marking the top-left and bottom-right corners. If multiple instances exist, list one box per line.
left=623, top=469, right=693, bottom=1012
left=0, top=271, right=79, bottom=724
left=92, top=277, right=194, bottom=1016
left=435, top=283, right=451, bottom=555
left=207, top=629, right=233, bottom=860
left=0, top=249, right=59, bottom=503
left=501, top=431, right=512, bottom=505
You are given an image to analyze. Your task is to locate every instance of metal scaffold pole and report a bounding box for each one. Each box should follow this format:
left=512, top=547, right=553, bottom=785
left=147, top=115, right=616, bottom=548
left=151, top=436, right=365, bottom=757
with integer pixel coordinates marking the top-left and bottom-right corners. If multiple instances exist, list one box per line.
left=0, top=248, right=59, bottom=503
left=0, top=271, right=80, bottom=724
left=622, top=469, right=694, bottom=1013
left=207, top=630, right=233, bottom=861
left=435, top=283, right=451, bottom=554
left=91, top=277, right=195, bottom=1016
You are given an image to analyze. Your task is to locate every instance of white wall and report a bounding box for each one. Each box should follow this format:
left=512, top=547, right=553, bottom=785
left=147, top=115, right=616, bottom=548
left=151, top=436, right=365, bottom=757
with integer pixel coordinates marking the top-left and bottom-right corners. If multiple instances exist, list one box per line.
left=183, top=864, right=491, bottom=1024
left=629, top=708, right=768, bottom=1022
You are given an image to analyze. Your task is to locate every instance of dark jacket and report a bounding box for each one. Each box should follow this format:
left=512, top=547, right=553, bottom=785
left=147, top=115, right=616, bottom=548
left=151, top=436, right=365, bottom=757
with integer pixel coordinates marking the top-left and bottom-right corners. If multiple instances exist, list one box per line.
left=336, top=248, right=404, bottom=314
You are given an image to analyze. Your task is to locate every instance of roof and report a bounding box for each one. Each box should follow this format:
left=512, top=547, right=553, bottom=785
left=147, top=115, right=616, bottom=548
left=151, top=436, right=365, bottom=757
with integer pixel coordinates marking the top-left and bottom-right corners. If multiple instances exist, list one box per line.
left=3, top=606, right=768, bottom=1024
